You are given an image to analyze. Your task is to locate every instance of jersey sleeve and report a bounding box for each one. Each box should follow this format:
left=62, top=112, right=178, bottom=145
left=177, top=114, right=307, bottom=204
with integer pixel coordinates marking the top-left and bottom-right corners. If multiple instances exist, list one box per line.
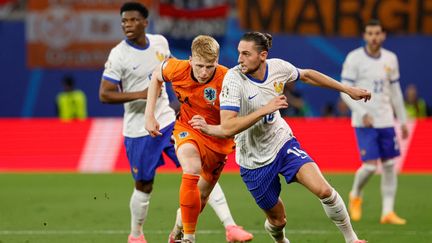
left=102, top=48, right=122, bottom=84
left=161, top=58, right=179, bottom=83
left=220, top=70, right=242, bottom=112
left=159, top=34, right=171, bottom=58
left=390, top=54, right=400, bottom=83
left=278, top=59, right=300, bottom=82
left=341, top=52, right=357, bottom=83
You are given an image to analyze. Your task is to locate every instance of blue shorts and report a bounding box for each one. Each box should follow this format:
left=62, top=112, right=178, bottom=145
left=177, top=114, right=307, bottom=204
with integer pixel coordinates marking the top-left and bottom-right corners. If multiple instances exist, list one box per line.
left=355, top=127, right=400, bottom=161
left=240, top=138, right=314, bottom=210
left=124, top=122, right=180, bottom=181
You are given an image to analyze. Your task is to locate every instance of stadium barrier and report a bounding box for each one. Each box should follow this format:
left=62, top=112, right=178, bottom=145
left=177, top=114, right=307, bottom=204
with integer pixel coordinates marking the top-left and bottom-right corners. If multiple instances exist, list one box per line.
left=0, top=118, right=430, bottom=173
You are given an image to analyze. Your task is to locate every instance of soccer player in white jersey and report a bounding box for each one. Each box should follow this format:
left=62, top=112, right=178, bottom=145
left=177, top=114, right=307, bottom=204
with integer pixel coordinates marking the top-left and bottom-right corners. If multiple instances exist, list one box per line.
left=189, top=31, right=371, bottom=243
left=341, top=19, right=409, bottom=225
left=99, top=3, right=253, bottom=243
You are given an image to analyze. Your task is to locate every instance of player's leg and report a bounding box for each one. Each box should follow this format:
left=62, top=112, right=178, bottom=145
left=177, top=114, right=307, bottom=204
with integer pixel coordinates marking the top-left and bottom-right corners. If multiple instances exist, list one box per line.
left=378, top=128, right=406, bottom=224
left=176, top=142, right=202, bottom=242
left=240, top=156, right=288, bottom=243
left=207, top=182, right=254, bottom=242
left=296, top=162, right=362, bottom=243
left=350, top=128, right=380, bottom=221
left=124, top=135, right=166, bottom=243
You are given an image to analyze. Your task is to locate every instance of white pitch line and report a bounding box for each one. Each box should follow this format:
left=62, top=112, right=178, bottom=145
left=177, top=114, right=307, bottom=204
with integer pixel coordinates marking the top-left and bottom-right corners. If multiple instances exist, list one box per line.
left=0, top=229, right=430, bottom=236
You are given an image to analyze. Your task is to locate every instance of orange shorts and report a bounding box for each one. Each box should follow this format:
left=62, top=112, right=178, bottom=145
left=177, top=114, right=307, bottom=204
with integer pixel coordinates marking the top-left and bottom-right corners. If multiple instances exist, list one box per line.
left=173, top=127, right=227, bottom=184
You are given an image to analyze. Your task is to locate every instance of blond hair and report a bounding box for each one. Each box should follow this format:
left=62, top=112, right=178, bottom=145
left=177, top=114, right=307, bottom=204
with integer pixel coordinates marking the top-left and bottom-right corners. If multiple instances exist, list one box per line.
left=191, top=35, right=220, bottom=62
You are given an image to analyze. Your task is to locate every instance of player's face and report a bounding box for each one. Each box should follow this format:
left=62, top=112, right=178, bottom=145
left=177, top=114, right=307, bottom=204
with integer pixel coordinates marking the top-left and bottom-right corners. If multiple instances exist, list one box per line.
left=237, top=40, right=266, bottom=74
left=121, top=11, right=148, bottom=40
left=189, top=55, right=218, bottom=84
left=363, top=25, right=385, bottom=52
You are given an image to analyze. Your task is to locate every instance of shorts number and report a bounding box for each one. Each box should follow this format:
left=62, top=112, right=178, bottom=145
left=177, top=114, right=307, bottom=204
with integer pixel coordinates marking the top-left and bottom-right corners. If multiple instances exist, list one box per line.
left=263, top=112, right=276, bottom=124
left=287, top=146, right=308, bottom=159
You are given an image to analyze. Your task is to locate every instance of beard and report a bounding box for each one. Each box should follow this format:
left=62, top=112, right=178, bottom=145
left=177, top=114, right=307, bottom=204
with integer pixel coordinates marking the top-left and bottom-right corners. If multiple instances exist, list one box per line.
left=240, top=62, right=261, bottom=75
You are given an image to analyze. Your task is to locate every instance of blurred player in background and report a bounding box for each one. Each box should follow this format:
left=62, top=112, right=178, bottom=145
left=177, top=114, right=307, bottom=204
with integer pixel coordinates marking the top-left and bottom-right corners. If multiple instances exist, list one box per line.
left=341, top=19, right=409, bottom=225
left=100, top=3, right=253, bottom=243
left=145, top=35, right=253, bottom=243
left=189, top=31, right=370, bottom=243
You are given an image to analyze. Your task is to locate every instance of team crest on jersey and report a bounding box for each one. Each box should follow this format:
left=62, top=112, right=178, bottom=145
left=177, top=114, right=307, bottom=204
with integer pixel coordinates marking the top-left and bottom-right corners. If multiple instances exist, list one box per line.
left=132, top=167, right=138, bottom=174
left=384, top=65, right=393, bottom=79
left=204, top=87, right=217, bottom=104
left=156, top=51, right=167, bottom=62
left=273, top=81, right=284, bottom=94
left=179, top=131, right=189, bottom=139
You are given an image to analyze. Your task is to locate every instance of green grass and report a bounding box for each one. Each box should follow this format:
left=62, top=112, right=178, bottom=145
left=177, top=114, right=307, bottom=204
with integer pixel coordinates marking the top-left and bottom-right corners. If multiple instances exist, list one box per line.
left=0, top=173, right=431, bottom=243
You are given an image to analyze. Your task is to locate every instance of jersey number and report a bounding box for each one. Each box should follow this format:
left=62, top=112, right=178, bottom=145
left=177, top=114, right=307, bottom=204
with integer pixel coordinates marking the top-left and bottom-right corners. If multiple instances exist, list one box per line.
left=287, top=146, right=308, bottom=159
left=373, top=79, right=384, bottom=93
left=263, top=112, right=276, bottom=124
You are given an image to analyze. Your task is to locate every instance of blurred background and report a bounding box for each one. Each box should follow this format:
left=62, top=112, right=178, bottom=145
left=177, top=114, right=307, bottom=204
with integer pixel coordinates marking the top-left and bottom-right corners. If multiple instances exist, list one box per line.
left=1, top=0, right=430, bottom=173
left=1, top=0, right=431, bottom=118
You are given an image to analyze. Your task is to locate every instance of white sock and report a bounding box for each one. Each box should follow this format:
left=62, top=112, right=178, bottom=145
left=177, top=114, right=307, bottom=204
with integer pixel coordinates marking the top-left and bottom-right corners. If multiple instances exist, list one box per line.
left=264, top=219, right=289, bottom=243
left=208, top=182, right=236, bottom=227
left=351, top=163, right=376, bottom=197
left=172, top=208, right=183, bottom=235
left=320, top=189, right=358, bottom=243
left=129, top=188, right=150, bottom=237
left=381, top=159, right=397, bottom=216
left=183, top=233, right=195, bottom=242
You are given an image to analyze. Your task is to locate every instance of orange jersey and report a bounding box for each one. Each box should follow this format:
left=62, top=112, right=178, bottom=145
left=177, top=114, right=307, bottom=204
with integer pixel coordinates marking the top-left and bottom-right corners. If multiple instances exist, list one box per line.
left=162, top=58, right=234, bottom=155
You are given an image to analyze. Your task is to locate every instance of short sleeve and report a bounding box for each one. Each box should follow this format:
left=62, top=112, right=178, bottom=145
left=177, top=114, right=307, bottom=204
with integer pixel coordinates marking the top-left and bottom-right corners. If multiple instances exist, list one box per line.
left=341, top=52, right=357, bottom=83
left=390, top=54, right=400, bottom=83
left=220, top=70, right=242, bottom=112
left=102, top=48, right=123, bottom=84
left=280, top=59, right=300, bottom=82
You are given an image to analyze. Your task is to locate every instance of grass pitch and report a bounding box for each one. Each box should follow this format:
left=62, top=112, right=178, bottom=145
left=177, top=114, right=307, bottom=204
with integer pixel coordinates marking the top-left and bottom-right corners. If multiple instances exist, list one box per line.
left=0, top=173, right=431, bottom=243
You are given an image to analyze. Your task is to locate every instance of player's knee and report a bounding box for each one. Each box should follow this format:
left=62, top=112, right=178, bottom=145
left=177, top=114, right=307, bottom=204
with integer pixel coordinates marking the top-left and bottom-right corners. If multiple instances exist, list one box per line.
left=135, top=180, right=153, bottom=194
left=317, top=185, right=333, bottom=199
left=382, top=159, right=395, bottom=169
left=362, top=163, right=378, bottom=172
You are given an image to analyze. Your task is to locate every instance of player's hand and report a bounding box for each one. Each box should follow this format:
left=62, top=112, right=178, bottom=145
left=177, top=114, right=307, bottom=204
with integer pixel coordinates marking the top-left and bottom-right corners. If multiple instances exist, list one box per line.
left=189, top=115, right=209, bottom=134
left=401, top=124, right=409, bottom=139
left=145, top=116, right=162, bottom=137
left=346, top=86, right=372, bottom=102
left=362, top=114, right=373, bottom=127
left=262, top=95, right=289, bottom=114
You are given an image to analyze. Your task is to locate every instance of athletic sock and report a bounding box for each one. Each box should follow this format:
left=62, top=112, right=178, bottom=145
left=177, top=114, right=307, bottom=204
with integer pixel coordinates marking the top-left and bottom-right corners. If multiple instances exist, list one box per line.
left=320, top=189, right=358, bottom=243
left=264, top=219, right=289, bottom=243
left=129, top=188, right=150, bottom=238
left=381, top=159, right=397, bottom=216
left=180, top=173, right=201, bottom=235
left=207, top=182, right=236, bottom=227
left=351, top=163, right=376, bottom=197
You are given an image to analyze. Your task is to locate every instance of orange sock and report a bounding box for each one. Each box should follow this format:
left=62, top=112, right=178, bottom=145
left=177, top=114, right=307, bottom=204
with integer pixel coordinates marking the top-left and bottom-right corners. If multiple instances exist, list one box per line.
left=180, top=173, right=201, bottom=235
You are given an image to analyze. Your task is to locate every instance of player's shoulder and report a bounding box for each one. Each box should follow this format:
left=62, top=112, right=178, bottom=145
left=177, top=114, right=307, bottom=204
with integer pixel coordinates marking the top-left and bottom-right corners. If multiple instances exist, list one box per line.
left=166, top=58, right=188, bottom=70
left=381, top=48, right=398, bottom=59
left=107, top=40, right=128, bottom=59
left=147, top=33, right=168, bottom=44
left=344, top=47, right=364, bottom=62
left=164, top=58, right=190, bottom=80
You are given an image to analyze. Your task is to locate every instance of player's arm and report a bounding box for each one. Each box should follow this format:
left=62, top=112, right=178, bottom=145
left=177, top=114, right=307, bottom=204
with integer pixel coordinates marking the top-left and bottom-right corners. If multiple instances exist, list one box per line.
left=189, top=95, right=288, bottom=138
left=390, top=81, right=408, bottom=138
left=299, top=69, right=371, bottom=102
left=99, top=78, right=148, bottom=104
left=144, top=63, right=165, bottom=137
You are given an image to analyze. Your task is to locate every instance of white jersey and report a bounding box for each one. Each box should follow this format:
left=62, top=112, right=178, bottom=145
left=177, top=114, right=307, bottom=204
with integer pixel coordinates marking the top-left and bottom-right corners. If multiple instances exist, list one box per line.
left=102, top=34, right=175, bottom=138
left=220, top=58, right=299, bottom=169
left=341, top=47, right=407, bottom=128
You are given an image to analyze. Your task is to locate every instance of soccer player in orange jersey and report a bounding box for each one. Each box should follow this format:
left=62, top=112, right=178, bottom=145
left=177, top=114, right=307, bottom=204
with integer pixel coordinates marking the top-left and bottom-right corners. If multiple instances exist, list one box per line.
left=144, top=35, right=253, bottom=243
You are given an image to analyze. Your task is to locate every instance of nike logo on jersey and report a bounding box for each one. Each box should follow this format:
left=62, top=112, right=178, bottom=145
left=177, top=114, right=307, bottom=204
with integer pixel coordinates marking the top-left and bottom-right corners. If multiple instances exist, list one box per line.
left=248, top=94, right=258, bottom=100
left=132, top=65, right=140, bottom=70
